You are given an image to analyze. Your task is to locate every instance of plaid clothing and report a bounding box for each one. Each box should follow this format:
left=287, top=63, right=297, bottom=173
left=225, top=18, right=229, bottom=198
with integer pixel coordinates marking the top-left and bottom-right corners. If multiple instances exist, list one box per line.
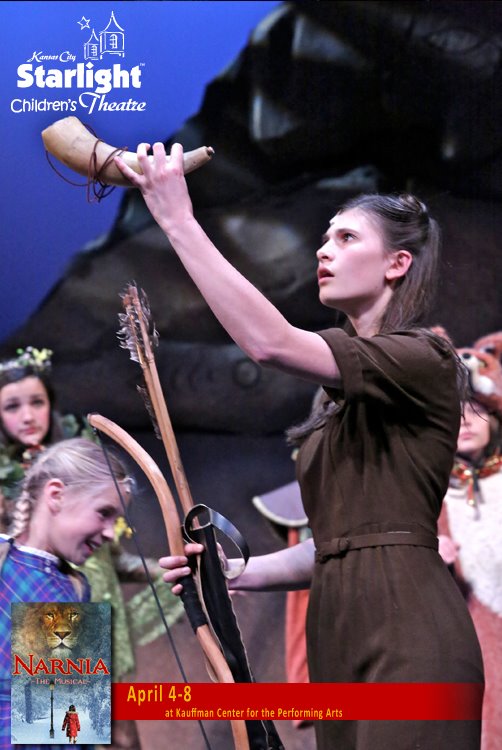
left=0, top=536, right=90, bottom=749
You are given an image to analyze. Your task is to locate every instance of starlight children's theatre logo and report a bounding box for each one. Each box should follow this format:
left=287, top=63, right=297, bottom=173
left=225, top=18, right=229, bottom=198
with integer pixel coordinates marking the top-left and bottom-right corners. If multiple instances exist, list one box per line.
left=12, top=10, right=147, bottom=114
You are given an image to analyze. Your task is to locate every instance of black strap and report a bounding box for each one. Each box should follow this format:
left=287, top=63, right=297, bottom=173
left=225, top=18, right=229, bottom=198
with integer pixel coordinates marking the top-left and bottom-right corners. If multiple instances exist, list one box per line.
left=183, top=504, right=250, bottom=567
left=183, top=504, right=284, bottom=750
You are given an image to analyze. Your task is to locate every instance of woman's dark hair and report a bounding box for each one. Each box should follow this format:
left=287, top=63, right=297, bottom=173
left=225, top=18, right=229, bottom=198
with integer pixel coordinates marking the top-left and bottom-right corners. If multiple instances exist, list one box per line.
left=463, top=399, right=502, bottom=461
left=339, top=193, right=440, bottom=332
left=287, top=193, right=467, bottom=446
left=286, top=387, right=337, bottom=447
left=0, top=366, right=65, bottom=450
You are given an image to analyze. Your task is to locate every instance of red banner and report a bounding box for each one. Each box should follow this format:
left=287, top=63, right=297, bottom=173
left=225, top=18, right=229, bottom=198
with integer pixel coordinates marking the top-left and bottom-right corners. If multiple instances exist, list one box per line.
left=111, top=682, right=483, bottom=721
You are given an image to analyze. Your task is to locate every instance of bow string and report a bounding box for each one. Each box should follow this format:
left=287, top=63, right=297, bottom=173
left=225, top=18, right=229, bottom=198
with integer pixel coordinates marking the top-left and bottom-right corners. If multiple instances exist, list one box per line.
left=98, top=283, right=283, bottom=750
left=87, top=413, right=250, bottom=750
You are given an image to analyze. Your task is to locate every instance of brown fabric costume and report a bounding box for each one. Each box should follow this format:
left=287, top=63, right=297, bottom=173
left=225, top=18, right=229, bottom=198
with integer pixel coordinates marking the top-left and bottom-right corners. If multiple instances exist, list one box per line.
left=296, top=329, right=484, bottom=750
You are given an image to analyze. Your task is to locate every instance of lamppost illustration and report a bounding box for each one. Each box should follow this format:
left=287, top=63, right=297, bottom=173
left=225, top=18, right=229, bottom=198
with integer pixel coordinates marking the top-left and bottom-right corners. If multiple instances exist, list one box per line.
left=49, top=680, right=55, bottom=738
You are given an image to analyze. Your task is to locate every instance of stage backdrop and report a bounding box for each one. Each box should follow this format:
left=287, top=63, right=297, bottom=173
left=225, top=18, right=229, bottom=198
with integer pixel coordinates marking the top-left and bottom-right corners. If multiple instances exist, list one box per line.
left=0, top=0, right=280, bottom=344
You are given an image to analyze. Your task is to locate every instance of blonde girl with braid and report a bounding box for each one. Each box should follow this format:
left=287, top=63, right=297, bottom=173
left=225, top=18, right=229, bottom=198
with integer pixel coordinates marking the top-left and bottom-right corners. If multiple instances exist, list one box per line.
left=0, top=349, right=176, bottom=750
left=0, top=438, right=130, bottom=750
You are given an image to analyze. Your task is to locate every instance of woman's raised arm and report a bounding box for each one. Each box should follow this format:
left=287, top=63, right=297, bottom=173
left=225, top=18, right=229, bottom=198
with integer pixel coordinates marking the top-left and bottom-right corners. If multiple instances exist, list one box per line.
left=114, top=142, right=341, bottom=388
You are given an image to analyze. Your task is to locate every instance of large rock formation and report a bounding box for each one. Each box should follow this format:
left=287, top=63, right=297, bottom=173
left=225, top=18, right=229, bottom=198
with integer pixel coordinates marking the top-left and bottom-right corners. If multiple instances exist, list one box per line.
left=3, top=0, right=502, bottom=433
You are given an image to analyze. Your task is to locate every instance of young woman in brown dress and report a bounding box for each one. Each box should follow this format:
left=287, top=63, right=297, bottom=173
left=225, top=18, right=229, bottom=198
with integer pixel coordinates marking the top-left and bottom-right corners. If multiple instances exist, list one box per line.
left=115, top=144, right=484, bottom=749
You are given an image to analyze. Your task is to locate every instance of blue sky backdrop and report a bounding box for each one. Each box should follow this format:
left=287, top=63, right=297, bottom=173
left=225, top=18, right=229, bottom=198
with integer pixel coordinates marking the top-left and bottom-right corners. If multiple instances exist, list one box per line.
left=0, top=1, right=281, bottom=344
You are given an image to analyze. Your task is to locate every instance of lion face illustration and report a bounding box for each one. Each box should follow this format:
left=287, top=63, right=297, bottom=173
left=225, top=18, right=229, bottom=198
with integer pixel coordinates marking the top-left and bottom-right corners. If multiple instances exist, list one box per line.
left=41, top=604, right=83, bottom=652
left=12, top=603, right=85, bottom=659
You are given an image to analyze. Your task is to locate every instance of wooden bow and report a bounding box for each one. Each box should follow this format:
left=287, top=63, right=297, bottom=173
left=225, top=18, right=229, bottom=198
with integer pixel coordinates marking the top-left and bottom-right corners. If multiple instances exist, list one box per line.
left=87, top=413, right=250, bottom=750
left=91, top=284, right=286, bottom=750
left=88, top=282, right=253, bottom=749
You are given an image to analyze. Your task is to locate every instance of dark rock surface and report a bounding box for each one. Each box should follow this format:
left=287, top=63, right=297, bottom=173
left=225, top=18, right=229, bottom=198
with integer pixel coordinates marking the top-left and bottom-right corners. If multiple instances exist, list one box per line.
left=3, top=1, right=501, bottom=433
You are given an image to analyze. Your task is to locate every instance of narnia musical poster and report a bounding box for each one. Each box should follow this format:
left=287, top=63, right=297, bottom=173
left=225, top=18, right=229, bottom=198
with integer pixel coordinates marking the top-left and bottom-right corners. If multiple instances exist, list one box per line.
left=10, top=602, right=111, bottom=745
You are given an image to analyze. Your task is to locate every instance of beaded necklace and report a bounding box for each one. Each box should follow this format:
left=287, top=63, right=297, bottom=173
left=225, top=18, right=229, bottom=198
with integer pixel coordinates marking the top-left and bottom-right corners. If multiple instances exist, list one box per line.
left=450, top=452, right=502, bottom=512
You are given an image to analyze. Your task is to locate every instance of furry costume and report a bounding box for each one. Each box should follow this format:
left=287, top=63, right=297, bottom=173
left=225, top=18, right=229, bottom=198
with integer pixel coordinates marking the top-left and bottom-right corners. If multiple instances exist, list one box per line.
left=439, top=467, right=502, bottom=750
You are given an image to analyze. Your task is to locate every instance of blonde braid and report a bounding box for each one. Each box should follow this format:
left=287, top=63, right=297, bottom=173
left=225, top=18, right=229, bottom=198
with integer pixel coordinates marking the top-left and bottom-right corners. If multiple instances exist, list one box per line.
left=1, top=448, right=60, bottom=573
left=0, top=461, right=44, bottom=573
left=8, top=488, right=33, bottom=538
left=6, top=445, right=60, bottom=539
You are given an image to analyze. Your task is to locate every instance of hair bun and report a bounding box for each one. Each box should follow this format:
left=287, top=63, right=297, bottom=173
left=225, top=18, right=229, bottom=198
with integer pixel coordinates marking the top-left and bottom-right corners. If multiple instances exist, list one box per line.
left=399, top=193, right=428, bottom=217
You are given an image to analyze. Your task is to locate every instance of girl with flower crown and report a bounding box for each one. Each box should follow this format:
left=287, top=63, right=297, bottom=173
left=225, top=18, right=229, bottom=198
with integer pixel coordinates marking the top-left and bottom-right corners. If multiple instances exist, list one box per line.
left=0, top=348, right=88, bottom=531
left=438, top=378, right=502, bottom=750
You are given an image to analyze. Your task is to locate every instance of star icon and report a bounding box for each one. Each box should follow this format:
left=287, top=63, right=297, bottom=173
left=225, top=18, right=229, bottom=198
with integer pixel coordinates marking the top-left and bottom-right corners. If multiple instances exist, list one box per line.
left=77, top=17, right=90, bottom=30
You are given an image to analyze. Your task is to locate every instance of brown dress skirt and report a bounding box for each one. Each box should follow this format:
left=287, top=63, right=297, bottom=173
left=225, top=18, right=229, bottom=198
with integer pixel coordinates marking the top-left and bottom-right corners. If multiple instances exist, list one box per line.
left=297, top=329, right=484, bottom=749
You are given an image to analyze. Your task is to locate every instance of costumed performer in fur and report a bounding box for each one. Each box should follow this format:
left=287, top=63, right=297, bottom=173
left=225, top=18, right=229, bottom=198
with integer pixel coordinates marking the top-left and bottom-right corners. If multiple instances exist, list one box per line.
left=439, top=342, right=502, bottom=750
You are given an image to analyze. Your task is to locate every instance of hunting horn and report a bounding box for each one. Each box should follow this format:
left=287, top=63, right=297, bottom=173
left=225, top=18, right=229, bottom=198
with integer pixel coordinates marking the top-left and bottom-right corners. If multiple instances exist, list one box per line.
left=41, top=116, right=214, bottom=188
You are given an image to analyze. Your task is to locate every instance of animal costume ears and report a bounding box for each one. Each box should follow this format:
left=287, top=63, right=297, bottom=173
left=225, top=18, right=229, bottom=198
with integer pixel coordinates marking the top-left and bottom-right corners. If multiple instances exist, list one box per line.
left=430, top=324, right=502, bottom=417
left=473, top=330, right=502, bottom=365
left=457, top=346, right=502, bottom=418
left=429, top=324, right=454, bottom=345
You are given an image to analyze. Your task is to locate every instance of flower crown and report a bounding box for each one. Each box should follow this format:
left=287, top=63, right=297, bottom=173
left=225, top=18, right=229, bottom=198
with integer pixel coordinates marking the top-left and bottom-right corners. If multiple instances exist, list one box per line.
left=0, top=347, right=53, bottom=377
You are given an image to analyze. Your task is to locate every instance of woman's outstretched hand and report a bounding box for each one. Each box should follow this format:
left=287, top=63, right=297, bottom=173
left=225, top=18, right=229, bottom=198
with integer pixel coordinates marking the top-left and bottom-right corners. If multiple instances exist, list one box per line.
left=114, top=142, right=194, bottom=232
left=159, top=542, right=204, bottom=596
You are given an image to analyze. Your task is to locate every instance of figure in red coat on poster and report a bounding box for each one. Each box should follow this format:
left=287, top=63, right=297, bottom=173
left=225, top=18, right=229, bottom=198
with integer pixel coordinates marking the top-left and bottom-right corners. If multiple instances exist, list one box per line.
left=62, top=705, right=80, bottom=744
